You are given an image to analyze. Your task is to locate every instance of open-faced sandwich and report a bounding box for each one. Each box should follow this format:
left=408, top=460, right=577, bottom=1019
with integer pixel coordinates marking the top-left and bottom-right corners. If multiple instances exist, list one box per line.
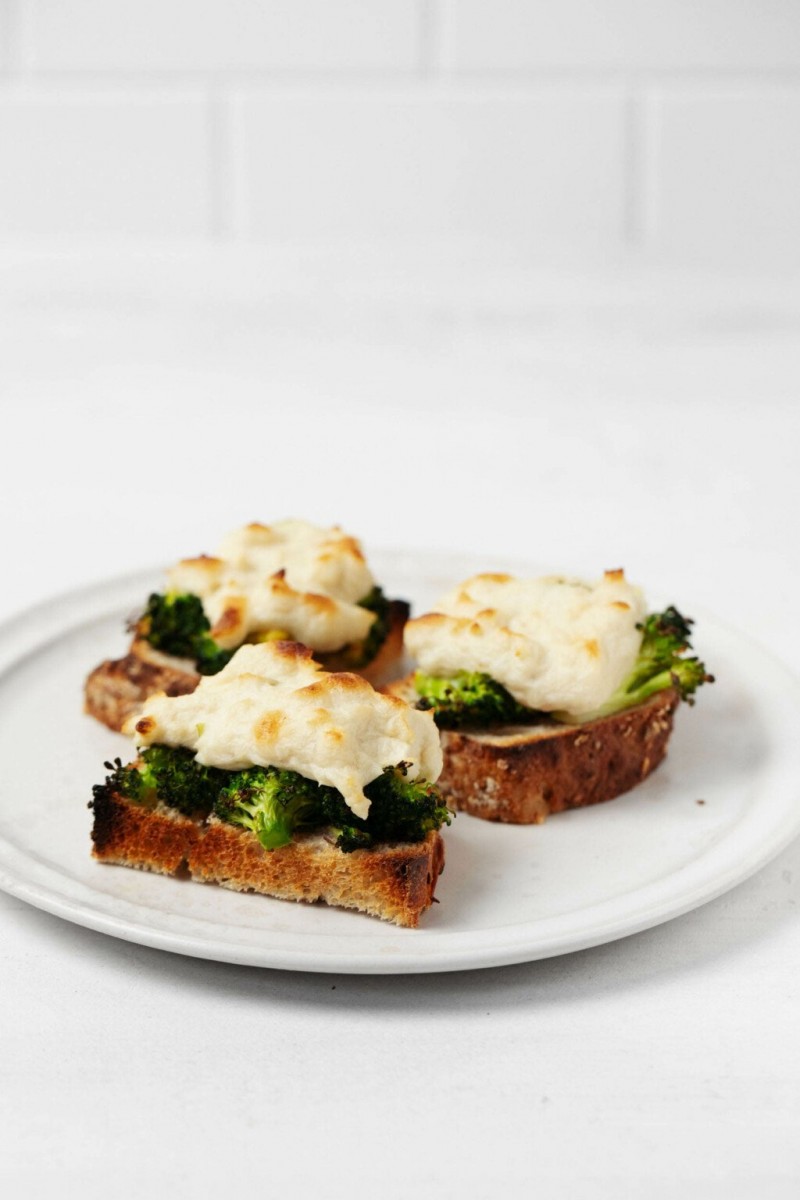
left=389, top=569, right=712, bottom=823
left=85, top=519, right=409, bottom=732
left=90, top=641, right=449, bottom=926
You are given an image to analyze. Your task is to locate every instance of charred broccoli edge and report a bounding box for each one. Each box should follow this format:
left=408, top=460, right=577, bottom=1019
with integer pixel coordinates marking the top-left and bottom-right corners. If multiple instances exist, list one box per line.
left=90, top=747, right=450, bottom=854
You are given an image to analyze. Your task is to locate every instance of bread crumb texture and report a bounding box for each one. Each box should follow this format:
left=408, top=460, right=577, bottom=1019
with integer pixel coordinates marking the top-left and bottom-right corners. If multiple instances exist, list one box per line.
left=91, top=791, right=445, bottom=927
left=438, top=689, right=680, bottom=823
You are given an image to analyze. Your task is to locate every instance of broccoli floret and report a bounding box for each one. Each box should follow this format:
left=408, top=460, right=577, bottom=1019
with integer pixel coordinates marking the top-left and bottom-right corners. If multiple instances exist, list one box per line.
left=572, top=606, right=714, bottom=721
left=94, top=750, right=448, bottom=850
left=138, top=745, right=228, bottom=814
left=314, top=764, right=451, bottom=852
left=90, top=746, right=225, bottom=816
left=140, top=592, right=205, bottom=658
left=140, top=592, right=233, bottom=675
left=414, top=670, right=535, bottom=730
left=315, top=788, right=375, bottom=853
left=214, top=763, right=450, bottom=853
left=361, top=763, right=452, bottom=845
left=626, top=608, right=695, bottom=692
left=214, top=767, right=326, bottom=850
left=194, top=639, right=235, bottom=675
left=90, top=757, right=146, bottom=810
left=101, top=744, right=225, bottom=815
left=357, top=586, right=391, bottom=665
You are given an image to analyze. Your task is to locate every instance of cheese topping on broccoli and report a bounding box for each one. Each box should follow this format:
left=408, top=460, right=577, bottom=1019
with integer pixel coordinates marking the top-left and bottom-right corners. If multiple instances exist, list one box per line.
left=405, top=570, right=647, bottom=722
left=165, top=520, right=377, bottom=652
left=130, top=641, right=442, bottom=820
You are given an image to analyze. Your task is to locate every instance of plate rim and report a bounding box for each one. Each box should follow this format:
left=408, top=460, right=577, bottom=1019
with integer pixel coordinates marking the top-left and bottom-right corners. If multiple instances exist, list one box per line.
left=1, top=557, right=799, bottom=974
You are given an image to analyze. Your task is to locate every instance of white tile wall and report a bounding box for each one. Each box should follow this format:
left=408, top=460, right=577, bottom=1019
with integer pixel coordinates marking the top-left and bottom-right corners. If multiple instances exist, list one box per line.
left=237, top=90, right=627, bottom=246
left=0, top=1, right=798, bottom=268
left=0, top=90, right=210, bottom=236
left=23, top=0, right=422, bottom=74
left=450, top=1, right=800, bottom=72
left=649, top=88, right=800, bottom=268
left=0, top=6, right=12, bottom=73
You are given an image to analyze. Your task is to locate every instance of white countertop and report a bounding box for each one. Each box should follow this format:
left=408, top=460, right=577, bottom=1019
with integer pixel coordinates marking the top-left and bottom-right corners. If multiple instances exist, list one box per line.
left=1, top=246, right=799, bottom=1198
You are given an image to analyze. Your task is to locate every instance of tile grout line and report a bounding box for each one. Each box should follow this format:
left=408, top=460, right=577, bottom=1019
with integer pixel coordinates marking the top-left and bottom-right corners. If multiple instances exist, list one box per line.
left=420, top=0, right=457, bottom=80
left=207, top=87, right=226, bottom=240
left=6, top=67, right=800, bottom=94
left=225, top=90, right=248, bottom=242
left=624, top=86, right=642, bottom=249
left=4, top=0, right=30, bottom=77
left=639, top=86, right=661, bottom=251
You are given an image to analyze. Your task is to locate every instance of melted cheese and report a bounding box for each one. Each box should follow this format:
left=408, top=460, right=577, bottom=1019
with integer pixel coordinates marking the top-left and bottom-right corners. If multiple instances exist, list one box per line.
left=131, top=642, right=442, bottom=819
left=166, top=520, right=376, bottom=652
left=404, top=569, right=647, bottom=722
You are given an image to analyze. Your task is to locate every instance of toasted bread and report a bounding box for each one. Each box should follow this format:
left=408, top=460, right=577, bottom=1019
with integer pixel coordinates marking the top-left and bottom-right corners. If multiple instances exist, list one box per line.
left=84, top=647, right=201, bottom=734
left=386, top=675, right=680, bottom=823
left=90, top=788, right=444, bottom=927
left=85, top=600, right=409, bottom=734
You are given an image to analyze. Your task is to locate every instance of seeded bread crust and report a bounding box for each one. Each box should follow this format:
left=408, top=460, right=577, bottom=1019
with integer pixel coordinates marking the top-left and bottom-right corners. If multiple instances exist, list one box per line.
left=90, top=788, right=444, bottom=927
left=84, top=600, right=410, bottom=733
left=386, top=675, right=680, bottom=824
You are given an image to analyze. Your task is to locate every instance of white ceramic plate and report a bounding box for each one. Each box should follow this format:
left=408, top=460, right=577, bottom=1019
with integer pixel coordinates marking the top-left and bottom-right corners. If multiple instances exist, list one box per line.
left=0, top=552, right=798, bottom=974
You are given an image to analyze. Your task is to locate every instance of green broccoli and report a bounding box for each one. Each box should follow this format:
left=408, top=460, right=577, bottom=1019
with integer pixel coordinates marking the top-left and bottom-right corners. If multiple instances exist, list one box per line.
left=314, top=765, right=451, bottom=851
left=95, top=745, right=227, bottom=815
left=140, top=592, right=233, bottom=675
left=357, top=586, right=391, bottom=665
left=414, top=669, right=535, bottom=730
left=91, top=757, right=146, bottom=809
left=577, top=606, right=714, bottom=720
left=214, top=767, right=326, bottom=850
left=214, top=762, right=451, bottom=853
left=95, top=749, right=449, bottom=853
left=359, top=763, right=452, bottom=846
left=139, top=745, right=229, bottom=814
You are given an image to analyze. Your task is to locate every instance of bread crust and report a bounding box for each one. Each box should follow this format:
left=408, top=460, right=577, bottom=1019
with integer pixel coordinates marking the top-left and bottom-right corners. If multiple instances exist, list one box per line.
left=84, top=600, right=409, bottom=733
left=90, top=789, right=444, bottom=927
left=386, top=675, right=680, bottom=824
left=84, top=652, right=200, bottom=733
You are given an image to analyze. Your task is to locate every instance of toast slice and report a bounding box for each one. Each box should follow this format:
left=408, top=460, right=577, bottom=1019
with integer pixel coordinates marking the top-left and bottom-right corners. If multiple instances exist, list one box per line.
left=84, top=645, right=201, bottom=734
left=85, top=599, right=409, bottom=734
left=89, top=640, right=448, bottom=926
left=90, top=787, right=444, bottom=927
left=387, top=675, right=680, bottom=823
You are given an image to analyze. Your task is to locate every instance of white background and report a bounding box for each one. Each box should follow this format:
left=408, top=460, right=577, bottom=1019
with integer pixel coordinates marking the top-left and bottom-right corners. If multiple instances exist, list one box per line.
left=0, top=1, right=800, bottom=268
left=2, top=3, right=800, bottom=1198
